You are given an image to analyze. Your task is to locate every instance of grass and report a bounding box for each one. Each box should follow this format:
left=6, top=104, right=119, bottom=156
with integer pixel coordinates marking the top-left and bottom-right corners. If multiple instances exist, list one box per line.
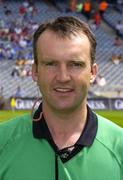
left=0, top=110, right=123, bottom=128
left=95, top=110, right=123, bottom=128
left=0, top=110, right=29, bottom=123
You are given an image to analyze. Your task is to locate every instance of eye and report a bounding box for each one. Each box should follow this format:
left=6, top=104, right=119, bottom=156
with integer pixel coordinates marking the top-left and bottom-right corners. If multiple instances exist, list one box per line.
left=73, top=62, right=82, bottom=67
left=69, top=61, right=85, bottom=68
left=45, top=61, right=57, bottom=66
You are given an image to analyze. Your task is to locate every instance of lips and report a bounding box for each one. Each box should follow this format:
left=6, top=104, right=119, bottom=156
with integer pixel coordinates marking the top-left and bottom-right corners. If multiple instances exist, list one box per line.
left=54, top=87, right=73, bottom=93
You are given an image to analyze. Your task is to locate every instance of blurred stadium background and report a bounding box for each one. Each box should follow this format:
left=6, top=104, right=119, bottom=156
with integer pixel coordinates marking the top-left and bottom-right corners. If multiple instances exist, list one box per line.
left=0, top=0, right=123, bottom=126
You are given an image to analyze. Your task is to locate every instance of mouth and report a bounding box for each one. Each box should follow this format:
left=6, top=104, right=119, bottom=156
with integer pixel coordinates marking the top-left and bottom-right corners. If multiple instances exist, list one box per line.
left=54, top=87, right=74, bottom=93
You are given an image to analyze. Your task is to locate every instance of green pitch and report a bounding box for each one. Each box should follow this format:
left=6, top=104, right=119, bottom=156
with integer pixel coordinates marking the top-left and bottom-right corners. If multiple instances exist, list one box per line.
left=0, top=110, right=29, bottom=123
left=0, top=110, right=123, bottom=128
left=96, top=110, right=123, bottom=128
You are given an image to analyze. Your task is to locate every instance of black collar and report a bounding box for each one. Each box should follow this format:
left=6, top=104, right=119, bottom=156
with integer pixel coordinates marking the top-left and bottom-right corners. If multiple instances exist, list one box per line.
left=33, top=103, right=98, bottom=148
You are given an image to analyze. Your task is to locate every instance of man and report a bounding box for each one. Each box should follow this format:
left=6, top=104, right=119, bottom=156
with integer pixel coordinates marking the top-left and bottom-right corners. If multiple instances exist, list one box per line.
left=0, top=16, right=123, bottom=180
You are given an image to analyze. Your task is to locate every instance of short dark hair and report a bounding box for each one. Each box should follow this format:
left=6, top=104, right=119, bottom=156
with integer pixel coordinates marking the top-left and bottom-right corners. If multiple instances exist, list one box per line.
left=33, top=16, right=97, bottom=65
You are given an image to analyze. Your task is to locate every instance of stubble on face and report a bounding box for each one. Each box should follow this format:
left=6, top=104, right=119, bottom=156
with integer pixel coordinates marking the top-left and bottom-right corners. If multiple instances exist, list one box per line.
left=34, top=30, right=96, bottom=114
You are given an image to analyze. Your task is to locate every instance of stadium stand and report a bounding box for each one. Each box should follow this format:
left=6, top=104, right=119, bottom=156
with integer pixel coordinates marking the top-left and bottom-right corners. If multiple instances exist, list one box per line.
left=103, top=5, right=123, bottom=37
left=0, top=0, right=123, bottom=99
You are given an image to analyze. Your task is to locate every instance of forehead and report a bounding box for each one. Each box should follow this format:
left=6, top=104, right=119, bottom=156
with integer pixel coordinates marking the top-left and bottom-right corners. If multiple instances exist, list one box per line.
left=37, top=29, right=90, bottom=44
left=36, top=30, right=91, bottom=60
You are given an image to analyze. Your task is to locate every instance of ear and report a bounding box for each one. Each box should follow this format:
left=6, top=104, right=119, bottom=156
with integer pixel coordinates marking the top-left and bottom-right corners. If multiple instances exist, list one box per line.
left=32, top=64, right=38, bottom=82
left=90, top=63, right=98, bottom=84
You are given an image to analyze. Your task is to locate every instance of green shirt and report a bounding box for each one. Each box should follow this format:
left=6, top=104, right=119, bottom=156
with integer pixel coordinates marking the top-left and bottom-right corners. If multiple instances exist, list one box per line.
left=0, top=114, right=123, bottom=180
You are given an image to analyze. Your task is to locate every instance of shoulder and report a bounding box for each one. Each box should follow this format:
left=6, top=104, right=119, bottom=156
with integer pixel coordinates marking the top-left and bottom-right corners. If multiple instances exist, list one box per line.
left=96, top=114, right=123, bottom=138
left=0, top=114, right=32, bottom=152
left=95, top=114, right=123, bottom=166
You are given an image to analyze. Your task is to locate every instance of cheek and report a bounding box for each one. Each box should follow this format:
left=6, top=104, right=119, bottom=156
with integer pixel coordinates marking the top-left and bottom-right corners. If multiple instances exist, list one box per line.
left=78, top=71, right=91, bottom=82
left=38, top=76, right=47, bottom=87
left=76, top=73, right=91, bottom=90
left=38, top=73, right=52, bottom=91
left=38, top=79, right=48, bottom=97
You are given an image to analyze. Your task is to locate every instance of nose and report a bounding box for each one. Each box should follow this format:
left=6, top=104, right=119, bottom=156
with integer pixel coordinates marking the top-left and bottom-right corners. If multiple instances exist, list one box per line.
left=56, top=64, right=71, bottom=83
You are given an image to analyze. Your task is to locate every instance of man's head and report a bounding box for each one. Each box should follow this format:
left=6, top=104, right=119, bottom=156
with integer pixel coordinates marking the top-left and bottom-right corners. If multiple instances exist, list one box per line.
left=33, top=16, right=97, bottom=66
left=32, top=16, right=98, bottom=114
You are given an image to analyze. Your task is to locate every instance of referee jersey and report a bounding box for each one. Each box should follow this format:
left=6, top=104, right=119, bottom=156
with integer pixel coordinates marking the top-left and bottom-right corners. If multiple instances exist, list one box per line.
left=0, top=104, right=123, bottom=180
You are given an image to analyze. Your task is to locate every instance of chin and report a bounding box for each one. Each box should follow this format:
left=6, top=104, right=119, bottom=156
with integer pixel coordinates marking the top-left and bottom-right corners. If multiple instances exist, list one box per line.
left=51, top=102, right=79, bottom=113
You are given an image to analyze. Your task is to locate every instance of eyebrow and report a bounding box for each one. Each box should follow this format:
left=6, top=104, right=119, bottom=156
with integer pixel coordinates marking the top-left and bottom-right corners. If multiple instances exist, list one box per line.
left=40, top=59, right=57, bottom=64
left=39, top=56, right=87, bottom=64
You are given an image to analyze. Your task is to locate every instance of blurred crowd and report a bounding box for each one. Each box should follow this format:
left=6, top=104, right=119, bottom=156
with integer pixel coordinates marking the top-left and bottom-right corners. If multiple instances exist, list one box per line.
left=0, top=0, right=38, bottom=61
left=0, top=0, right=123, bottom=103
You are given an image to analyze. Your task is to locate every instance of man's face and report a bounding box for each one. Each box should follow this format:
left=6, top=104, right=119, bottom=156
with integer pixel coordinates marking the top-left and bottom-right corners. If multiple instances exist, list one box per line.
left=32, top=30, right=97, bottom=113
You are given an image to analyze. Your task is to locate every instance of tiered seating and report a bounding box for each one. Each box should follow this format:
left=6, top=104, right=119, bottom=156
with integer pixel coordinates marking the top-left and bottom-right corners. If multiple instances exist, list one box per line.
left=0, top=61, right=38, bottom=98
left=103, top=7, right=123, bottom=37
left=90, top=26, right=123, bottom=95
left=0, top=0, right=123, bottom=98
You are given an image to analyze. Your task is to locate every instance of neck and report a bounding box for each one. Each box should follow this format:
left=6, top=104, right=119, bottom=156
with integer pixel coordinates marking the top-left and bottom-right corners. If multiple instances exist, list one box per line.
left=42, top=103, right=87, bottom=149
